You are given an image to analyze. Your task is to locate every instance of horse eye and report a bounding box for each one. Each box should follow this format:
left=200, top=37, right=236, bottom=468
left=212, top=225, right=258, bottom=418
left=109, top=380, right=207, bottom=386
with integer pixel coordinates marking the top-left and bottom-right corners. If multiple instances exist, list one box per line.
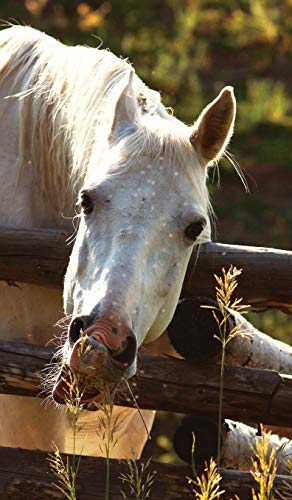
left=79, top=192, right=94, bottom=215
left=184, top=219, right=206, bottom=241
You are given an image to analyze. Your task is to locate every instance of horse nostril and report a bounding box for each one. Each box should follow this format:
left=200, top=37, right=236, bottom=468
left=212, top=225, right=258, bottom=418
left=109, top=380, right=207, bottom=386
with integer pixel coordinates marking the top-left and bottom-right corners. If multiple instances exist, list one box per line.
left=69, top=317, right=85, bottom=344
left=110, top=334, right=137, bottom=366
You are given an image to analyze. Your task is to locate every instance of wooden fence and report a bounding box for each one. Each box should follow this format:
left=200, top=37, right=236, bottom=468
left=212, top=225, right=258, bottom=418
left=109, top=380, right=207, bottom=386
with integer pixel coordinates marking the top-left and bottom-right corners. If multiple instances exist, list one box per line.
left=0, top=226, right=291, bottom=499
left=0, top=226, right=292, bottom=311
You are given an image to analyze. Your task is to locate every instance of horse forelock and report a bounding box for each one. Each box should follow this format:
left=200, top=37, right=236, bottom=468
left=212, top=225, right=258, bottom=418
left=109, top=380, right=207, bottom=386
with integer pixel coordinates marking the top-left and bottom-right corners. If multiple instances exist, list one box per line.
left=0, top=25, right=210, bottom=218
left=104, top=111, right=211, bottom=216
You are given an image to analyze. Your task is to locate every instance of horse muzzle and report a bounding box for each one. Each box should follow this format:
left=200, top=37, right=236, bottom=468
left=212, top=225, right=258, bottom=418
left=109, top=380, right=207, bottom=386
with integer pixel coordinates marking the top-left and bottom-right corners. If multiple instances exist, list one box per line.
left=52, top=316, right=137, bottom=407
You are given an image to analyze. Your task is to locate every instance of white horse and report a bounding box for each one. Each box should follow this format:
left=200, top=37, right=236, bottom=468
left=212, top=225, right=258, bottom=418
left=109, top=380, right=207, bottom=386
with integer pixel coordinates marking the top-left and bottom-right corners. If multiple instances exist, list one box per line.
left=0, top=25, right=236, bottom=458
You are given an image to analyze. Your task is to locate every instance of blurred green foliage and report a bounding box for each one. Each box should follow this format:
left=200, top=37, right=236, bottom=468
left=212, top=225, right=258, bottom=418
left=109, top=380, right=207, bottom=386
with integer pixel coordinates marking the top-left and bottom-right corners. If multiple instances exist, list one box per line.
left=1, top=1, right=291, bottom=128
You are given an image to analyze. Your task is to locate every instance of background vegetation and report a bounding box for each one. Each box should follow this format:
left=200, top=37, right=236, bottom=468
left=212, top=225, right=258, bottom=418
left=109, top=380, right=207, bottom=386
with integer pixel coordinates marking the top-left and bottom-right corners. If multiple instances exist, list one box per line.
left=1, top=0, right=291, bottom=463
left=1, top=1, right=291, bottom=247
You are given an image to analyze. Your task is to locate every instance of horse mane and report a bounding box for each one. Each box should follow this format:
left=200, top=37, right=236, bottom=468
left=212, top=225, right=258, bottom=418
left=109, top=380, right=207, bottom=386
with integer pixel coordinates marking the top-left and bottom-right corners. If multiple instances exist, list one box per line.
left=0, top=25, right=210, bottom=216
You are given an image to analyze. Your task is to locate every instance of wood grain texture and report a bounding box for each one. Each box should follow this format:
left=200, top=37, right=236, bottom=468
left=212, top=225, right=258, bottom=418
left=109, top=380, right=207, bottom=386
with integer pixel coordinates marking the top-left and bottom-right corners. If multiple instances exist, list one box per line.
left=0, top=226, right=292, bottom=311
left=173, top=415, right=292, bottom=474
left=183, top=242, right=292, bottom=313
left=0, top=226, right=68, bottom=287
left=0, top=341, right=291, bottom=427
left=167, top=298, right=292, bottom=371
left=0, top=446, right=291, bottom=500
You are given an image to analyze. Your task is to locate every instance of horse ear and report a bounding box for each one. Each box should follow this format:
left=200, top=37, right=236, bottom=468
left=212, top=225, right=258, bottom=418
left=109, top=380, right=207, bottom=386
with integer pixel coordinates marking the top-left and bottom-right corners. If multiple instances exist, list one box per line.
left=110, top=70, right=137, bottom=138
left=190, top=86, right=236, bottom=165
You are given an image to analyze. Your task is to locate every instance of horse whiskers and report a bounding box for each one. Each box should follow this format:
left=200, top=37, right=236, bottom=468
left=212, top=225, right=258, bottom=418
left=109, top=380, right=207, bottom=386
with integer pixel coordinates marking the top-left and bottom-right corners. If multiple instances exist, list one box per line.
left=42, top=358, right=62, bottom=375
left=41, top=392, right=67, bottom=413
left=66, top=213, right=81, bottom=246
left=211, top=159, right=221, bottom=188
left=54, top=320, right=70, bottom=331
left=41, top=354, right=65, bottom=393
left=45, top=334, right=66, bottom=352
left=55, top=314, right=72, bottom=329
left=122, top=378, right=151, bottom=441
left=40, top=394, right=53, bottom=410
left=46, top=317, right=72, bottom=352
left=224, top=149, right=249, bottom=193
left=66, top=235, right=77, bottom=246
left=38, top=389, right=51, bottom=403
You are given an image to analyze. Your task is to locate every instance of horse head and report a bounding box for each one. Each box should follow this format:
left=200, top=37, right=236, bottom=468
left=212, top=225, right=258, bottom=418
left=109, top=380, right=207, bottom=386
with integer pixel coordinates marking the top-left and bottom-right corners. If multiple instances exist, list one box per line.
left=53, top=72, right=236, bottom=406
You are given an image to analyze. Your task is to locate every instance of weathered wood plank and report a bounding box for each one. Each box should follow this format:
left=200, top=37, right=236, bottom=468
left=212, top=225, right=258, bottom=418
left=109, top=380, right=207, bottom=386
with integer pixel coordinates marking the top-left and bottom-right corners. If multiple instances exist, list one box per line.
left=0, top=226, right=68, bottom=287
left=183, top=242, right=292, bottom=313
left=0, top=341, right=291, bottom=426
left=167, top=297, right=292, bottom=371
left=0, top=446, right=290, bottom=500
left=132, top=357, right=292, bottom=426
left=173, top=415, right=292, bottom=474
left=0, top=226, right=292, bottom=311
left=0, top=446, right=192, bottom=500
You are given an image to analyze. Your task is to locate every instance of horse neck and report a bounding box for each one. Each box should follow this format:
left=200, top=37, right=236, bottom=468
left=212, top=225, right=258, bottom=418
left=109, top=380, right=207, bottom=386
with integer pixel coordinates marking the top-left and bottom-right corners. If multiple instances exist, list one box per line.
left=0, top=28, right=143, bottom=228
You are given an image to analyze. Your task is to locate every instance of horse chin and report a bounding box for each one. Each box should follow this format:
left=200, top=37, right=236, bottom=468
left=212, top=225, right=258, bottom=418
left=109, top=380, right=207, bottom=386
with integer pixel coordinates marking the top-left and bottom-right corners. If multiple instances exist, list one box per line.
left=52, top=342, right=137, bottom=409
left=52, top=372, right=104, bottom=409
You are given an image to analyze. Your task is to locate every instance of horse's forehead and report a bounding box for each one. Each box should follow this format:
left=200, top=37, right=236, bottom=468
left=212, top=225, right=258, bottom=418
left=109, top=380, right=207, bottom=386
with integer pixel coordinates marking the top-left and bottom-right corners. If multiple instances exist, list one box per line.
left=100, top=150, right=202, bottom=191
left=91, top=167, right=201, bottom=212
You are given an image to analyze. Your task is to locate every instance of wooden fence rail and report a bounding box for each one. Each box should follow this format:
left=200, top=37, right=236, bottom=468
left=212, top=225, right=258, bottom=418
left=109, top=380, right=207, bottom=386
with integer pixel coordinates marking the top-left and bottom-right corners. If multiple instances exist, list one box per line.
left=1, top=227, right=291, bottom=498
left=0, top=226, right=292, bottom=312
left=1, top=341, right=291, bottom=427
left=0, top=446, right=291, bottom=500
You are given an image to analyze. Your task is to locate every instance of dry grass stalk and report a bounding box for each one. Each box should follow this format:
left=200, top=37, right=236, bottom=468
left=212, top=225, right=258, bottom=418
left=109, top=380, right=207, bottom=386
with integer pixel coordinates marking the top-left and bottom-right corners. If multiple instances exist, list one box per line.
left=202, top=266, right=248, bottom=467
left=49, top=337, right=121, bottom=500
left=187, top=458, right=224, bottom=500
left=48, top=369, right=86, bottom=500
left=90, top=385, right=121, bottom=500
left=48, top=338, right=156, bottom=499
left=119, top=457, right=156, bottom=499
left=250, top=425, right=277, bottom=500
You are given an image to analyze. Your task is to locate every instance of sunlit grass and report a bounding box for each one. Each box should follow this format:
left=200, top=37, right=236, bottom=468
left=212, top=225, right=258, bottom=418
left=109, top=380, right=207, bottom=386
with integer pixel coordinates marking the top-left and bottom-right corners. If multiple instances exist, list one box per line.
left=48, top=362, right=155, bottom=499
left=202, top=265, right=249, bottom=466
left=48, top=369, right=85, bottom=500
left=250, top=425, right=277, bottom=500
left=48, top=353, right=120, bottom=500
left=119, top=457, right=156, bottom=499
left=91, top=385, right=120, bottom=500
left=187, top=456, right=224, bottom=500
